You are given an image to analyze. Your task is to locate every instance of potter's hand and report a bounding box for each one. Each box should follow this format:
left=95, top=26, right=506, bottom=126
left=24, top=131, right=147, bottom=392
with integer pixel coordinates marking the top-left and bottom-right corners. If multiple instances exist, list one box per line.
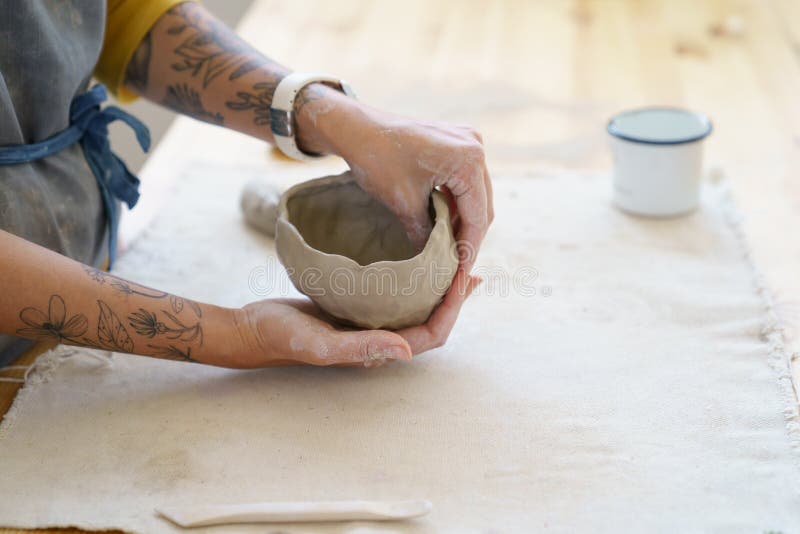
left=295, top=90, right=493, bottom=273
left=232, top=270, right=480, bottom=368
left=346, top=113, right=493, bottom=273
left=290, top=88, right=489, bottom=357
left=233, top=299, right=412, bottom=368
left=125, top=2, right=491, bottom=270
left=395, top=269, right=482, bottom=354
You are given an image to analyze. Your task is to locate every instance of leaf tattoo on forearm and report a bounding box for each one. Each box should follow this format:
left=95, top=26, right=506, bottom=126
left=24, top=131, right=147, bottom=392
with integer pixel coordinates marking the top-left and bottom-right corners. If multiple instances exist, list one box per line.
left=166, top=3, right=267, bottom=88
left=188, top=300, right=203, bottom=318
left=147, top=344, right=196, bottom=362
left=16, top=296, right=135, bottom=353
left=50, top=266, right=207, bottom=359
left=16, top=289, right=204, bottom=363
left=128, top=308, right=203, bottom=346
left=163, top=83, right=224, bottom=125
left=83, top=266, right=168, bottom=299
left=83, top=266, right=202, bottom=320
left=94, top=301, right=134, bottom=352
left=170, top=295, right=184, bottom=313
left=226, top=81, right=276, bottom=126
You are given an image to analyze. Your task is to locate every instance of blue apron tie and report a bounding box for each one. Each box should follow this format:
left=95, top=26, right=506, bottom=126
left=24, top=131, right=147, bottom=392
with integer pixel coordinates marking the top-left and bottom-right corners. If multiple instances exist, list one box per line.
left=0, top=84, right=150, bottom=268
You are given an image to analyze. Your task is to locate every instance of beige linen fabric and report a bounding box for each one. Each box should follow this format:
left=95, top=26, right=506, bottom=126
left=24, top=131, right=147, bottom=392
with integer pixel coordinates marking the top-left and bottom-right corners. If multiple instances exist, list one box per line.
left=0, top=163, right=798, bottom=533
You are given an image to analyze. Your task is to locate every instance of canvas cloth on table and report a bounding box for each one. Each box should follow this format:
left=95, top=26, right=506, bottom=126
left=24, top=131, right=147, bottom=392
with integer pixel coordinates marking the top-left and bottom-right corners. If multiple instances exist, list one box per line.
left=0, top=163, right=798, bottom=533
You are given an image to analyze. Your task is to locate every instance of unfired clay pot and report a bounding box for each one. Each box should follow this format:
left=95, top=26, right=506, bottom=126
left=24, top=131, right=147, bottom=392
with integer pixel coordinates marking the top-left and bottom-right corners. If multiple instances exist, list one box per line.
left=275, top=172, right=458, bottom=330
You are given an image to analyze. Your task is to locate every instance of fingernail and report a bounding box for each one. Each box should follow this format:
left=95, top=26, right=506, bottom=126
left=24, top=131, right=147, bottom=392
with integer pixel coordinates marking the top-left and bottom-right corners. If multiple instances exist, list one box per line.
left=389, top=346, right=412, bottom=361
left=470, top=276, right=483, bottom=295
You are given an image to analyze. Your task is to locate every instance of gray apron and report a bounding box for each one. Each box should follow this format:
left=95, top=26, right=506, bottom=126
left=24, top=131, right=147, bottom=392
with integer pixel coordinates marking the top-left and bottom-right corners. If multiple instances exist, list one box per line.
left=0, top=1, right=109, bottom=365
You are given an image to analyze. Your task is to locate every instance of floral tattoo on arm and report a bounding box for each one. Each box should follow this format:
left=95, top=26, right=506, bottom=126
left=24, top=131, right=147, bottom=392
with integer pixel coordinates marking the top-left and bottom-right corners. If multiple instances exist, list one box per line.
left=165, top=3, right=268, bottom=88
left=17, top=295, right=134, bottom=353
left=15, top=268, right=206, bottom=363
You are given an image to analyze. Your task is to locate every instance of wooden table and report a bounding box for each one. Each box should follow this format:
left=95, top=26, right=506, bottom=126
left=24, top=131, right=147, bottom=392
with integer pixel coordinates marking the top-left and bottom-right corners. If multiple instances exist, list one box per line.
left=3, top=0, right=799, bottom=531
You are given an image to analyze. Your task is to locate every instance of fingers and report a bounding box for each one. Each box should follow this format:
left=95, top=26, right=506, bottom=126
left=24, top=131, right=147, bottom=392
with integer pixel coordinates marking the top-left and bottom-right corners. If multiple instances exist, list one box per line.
left=397, top=208, right=434, bottom=251
left=455, top=125, right=484, bottom=145
left=257, top=299, right=414, bottom=368
left=271, top=267, right=479, bottom=367
left=313, top=327, right=413, bottom=368
left=448, top=167, right=489, bottom=274
left=482, top=158, right=494, bottom=225
left=437, top=185, right=461, bottom=235
left=298, top=270, right=480, bottom=364
left=396, top=269, right=481, bottom=354
left=434, top=133, right=490, bottom=274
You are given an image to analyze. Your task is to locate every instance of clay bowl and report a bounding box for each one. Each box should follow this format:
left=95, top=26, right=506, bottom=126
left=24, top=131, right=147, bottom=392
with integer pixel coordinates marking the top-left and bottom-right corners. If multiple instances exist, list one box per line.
left=275, top=171, right=458, bottom=330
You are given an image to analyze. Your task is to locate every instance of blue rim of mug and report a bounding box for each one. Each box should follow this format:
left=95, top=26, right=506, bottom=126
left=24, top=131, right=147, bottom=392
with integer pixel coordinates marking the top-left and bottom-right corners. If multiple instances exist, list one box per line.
left=607, top=106, right=713, bottom=145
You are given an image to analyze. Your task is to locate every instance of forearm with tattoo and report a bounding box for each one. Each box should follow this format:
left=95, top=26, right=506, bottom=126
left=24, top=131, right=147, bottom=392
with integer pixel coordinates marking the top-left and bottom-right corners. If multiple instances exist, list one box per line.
left=2, top=3, right=359, bottom=367
left=0, top=230, right=240, bottom=365
left=124, top=2, right=357, bottom=155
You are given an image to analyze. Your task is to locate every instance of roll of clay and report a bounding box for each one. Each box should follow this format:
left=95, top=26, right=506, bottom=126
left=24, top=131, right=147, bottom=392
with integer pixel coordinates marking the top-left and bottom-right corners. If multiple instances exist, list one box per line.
left=275, top=172, right=458, bottom=330
left=241, top=179, right=282, bottom=238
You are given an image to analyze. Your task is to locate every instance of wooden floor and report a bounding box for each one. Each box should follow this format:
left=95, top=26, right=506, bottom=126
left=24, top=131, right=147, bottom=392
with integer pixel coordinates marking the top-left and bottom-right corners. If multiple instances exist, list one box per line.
left=4, top=0, right=800, bottom=531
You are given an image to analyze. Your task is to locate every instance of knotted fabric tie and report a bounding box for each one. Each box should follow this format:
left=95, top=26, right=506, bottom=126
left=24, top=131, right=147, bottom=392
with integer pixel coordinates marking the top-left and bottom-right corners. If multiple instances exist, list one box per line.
left=0, top=84, right=150, bottom=267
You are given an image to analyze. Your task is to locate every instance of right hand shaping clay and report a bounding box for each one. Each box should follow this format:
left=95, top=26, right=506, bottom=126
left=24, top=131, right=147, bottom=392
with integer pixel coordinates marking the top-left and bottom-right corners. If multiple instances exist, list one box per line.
left=275, top=172, right=458, bottom=330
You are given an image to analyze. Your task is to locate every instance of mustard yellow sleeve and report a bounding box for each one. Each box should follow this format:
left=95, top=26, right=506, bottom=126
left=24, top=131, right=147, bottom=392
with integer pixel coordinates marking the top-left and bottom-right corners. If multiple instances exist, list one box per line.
left=94, top=0, right=195, bottom=102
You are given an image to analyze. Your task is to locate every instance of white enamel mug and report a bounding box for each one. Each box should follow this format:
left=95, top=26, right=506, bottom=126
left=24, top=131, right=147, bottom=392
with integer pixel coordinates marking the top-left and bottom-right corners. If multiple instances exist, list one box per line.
left=607, top=107, right=713, bottom=217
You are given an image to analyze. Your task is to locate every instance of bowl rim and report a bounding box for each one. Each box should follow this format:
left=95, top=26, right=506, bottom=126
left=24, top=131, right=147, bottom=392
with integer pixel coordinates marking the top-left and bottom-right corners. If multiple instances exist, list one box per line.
left=276, top=171, right=456, bottom=270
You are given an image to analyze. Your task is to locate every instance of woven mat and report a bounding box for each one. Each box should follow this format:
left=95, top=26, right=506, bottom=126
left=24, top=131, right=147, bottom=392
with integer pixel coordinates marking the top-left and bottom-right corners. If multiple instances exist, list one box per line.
left=1, top=165, right=799, bottom=533
left=0, top=306, right=119, bottom=534
left=0, top=341, right=121, bottom=534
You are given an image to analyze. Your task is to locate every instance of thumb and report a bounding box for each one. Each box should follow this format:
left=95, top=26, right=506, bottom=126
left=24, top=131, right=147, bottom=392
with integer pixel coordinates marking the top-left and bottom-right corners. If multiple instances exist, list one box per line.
left=397, top=208, right=433, bottom=252
left=324, top=329, right=413, bottom=367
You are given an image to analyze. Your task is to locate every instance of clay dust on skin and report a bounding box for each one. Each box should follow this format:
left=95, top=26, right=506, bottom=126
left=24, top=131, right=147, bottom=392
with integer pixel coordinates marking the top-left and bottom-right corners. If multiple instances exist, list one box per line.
left=289, top=331, right=402, bottom=368
left=283, top=313, right=332, bottom=362
left=362, top=346, right=402, bottom=368
left=416, top=150, right=481, bottom=196
left=289, top=336, right=330, bottom=360
left=417, top=150, right=487, bottom=235
left=379, top=128, right=403, bottom=149
left=391, top=188, right=431, bottom=249
left=303, top=98, right=336, bottom=127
